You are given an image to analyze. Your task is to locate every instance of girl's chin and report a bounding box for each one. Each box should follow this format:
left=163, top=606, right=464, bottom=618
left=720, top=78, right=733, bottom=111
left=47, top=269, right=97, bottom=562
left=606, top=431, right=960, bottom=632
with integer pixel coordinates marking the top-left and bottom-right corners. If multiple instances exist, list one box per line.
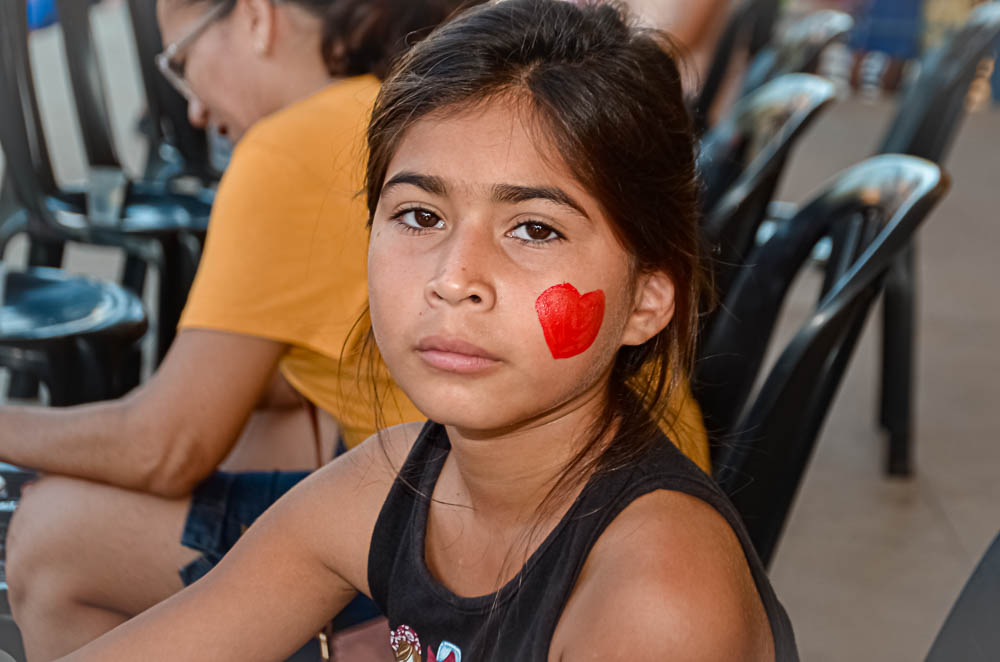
left=417, top=402, right=571, bottom=439
left=415, top=406, right=533, bottom=436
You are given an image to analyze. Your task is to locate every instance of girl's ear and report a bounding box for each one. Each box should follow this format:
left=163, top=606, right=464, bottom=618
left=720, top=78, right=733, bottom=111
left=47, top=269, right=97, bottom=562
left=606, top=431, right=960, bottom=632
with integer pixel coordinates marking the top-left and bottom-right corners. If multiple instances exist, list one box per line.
left=621, top=270, right=675, bottom=347
left=242, top=0, right=277, bottom=55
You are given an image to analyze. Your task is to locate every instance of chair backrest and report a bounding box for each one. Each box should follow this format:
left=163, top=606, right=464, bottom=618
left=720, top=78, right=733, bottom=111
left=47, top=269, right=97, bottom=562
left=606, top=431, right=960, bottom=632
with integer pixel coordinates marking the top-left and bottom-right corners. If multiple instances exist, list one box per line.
left=125, top=0, right=212, bottom=179
left=125, top=0, right=168, bottom=144
left=0, top=0, right=60, bottom=199
left=0, top=171, right=31, bottom=255
left=925, top=531, right=1000, bottom=661
left=691, top=0, right=781, bottom=135
left=54, top=0, right=121, bottom=169
left=739, top=10, right=854, bottom=97
left=699, top=73, right=837, bottom=299
left=879, top=2, right=1000, bottom=163
left=700, top=155, right=948, bottom=565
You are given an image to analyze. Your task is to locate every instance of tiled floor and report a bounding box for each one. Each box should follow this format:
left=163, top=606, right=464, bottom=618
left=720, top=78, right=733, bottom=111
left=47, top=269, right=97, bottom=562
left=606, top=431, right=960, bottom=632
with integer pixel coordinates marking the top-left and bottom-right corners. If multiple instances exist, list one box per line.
left=2, top=4, right=999, bottom=661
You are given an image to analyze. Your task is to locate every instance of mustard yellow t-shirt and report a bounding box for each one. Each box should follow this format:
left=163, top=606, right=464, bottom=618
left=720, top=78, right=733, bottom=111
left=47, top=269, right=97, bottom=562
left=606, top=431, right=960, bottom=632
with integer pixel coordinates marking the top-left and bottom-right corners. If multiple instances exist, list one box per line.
left=178, top=76, right=710, bottom=470
left=179, top=76, right=421, bottom=449
left=658, top=379, right=709, bottom=472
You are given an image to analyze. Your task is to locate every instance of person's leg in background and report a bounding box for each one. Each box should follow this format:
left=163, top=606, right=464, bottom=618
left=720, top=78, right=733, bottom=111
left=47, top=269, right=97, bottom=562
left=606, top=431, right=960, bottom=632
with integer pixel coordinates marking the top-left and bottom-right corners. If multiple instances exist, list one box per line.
left=5, top=394, right=329, bottom=661
left=852, top=0, right=925, bottom=98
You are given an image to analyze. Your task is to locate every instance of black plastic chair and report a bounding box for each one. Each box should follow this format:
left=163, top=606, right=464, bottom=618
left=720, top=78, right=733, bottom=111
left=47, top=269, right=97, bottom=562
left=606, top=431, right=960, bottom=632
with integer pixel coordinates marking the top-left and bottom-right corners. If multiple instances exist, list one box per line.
left=873, top=2, right=1000, bottom=477
left=698, top=155, right=948, bottom=565
left=691, top=0, right=781, bottom=135
left=0, top=264, right=148, bottom=404
left=54, top=0, right=125, bottom=176
left=0, top=175, right=23, bottom=256
left=52, top=0, right=214, bottom=347
left=699, top=73, right=837, bottom=306
left=125, top=0, right=217, bottom=185
left=54, top=0, right=215, bottom=199
left=739, top=10, right=854, bottom=97
left=924, top=530, right=1000, bottom=661
left=0, top=0, right=208, bottom=362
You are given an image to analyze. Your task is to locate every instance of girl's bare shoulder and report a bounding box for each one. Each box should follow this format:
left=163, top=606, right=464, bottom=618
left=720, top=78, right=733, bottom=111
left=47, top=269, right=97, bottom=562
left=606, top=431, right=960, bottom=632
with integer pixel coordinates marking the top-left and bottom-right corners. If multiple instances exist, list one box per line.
left=552, top=489, right=774, bottom=661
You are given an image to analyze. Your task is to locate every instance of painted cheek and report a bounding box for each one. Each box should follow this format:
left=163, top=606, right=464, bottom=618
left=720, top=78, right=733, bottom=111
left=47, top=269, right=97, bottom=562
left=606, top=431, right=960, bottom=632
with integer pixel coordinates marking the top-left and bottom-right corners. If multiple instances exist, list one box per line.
left=535, top=283, right=605, bottom=360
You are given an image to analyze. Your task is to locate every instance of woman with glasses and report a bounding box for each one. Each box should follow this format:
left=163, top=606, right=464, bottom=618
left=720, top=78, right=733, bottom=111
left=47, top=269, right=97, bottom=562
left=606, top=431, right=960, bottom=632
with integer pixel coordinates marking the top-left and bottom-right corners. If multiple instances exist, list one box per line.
left=2, top=0, right=476, bottom=658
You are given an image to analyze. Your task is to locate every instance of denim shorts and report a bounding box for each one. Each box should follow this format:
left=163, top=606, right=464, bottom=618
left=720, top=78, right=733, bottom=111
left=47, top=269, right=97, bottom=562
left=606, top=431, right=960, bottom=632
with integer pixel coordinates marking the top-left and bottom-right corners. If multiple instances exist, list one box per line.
left=180, top=469, right=381, bottom=629
left=179, top=470, right=309, bottom=585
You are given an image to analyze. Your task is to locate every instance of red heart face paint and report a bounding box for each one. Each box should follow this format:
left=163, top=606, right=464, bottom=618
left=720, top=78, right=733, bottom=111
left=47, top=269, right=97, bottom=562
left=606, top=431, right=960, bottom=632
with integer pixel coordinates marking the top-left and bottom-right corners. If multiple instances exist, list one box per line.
left=535, top=283, right=606, bottom=360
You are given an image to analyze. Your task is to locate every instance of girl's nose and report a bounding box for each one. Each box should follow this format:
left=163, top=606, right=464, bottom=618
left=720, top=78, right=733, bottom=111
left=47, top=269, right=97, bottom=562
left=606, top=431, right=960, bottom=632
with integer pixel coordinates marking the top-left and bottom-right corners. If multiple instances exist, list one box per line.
left=424, top=229, right=497, bottom=310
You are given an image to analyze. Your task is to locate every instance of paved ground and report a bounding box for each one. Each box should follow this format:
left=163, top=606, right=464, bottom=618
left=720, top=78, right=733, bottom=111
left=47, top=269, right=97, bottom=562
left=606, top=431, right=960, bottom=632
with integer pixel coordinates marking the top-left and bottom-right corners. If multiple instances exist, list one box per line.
left=2, top=3, right=999, bottom=661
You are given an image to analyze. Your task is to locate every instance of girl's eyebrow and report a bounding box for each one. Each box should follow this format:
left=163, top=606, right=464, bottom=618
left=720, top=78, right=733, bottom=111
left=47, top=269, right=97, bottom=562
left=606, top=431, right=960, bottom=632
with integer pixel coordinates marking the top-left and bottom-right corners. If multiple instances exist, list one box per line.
left=382, top=171, right=588, bottom=220
left=381, top=171, right=448, bottom=197
left=491, top=183, right=588, bottom=220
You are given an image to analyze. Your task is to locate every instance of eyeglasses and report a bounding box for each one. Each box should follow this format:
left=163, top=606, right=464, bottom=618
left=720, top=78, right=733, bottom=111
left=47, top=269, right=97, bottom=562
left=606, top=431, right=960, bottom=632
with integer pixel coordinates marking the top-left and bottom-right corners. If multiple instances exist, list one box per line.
left=155, top=1, right=232, bottom=100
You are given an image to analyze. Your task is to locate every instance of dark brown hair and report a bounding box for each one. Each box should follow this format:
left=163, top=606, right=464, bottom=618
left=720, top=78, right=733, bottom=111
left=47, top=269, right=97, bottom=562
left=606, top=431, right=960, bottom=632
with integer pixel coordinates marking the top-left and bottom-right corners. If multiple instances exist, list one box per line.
left=365, top=0, right=708, bottom=492
left=181, top=0, right=473, bottom=79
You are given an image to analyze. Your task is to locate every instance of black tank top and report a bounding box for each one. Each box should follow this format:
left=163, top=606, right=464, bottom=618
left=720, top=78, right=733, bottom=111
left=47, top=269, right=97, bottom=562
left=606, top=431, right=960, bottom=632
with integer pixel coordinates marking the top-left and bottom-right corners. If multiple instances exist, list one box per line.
left=368, top=422, right=799, bottom=661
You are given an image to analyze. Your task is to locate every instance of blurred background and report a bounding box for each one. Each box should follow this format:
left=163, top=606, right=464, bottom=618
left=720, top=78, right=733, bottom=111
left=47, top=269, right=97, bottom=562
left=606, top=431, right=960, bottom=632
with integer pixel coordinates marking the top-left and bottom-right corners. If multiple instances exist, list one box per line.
left=0, top=0, right=998, bottom=660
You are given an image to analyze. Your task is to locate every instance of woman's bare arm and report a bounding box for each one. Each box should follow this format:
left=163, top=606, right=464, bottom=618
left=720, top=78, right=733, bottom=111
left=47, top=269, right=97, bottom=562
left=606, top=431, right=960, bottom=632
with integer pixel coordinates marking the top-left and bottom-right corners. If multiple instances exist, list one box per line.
left=0, top=328, right=287, bottom=497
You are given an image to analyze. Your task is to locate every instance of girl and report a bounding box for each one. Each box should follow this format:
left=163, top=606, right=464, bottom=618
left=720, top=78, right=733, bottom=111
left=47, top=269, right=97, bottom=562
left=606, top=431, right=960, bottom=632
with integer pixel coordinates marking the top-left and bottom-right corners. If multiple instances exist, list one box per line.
left=7, top=0, right=471, bottom=657
left=57, top=1, right=797, bottom=659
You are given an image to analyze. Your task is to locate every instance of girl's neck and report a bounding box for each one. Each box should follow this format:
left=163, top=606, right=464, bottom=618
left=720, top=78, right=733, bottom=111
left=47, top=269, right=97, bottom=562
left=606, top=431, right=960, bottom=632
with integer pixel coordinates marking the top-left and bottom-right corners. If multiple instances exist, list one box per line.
left=439, top=382, right=611, bottom=523
left=424, top=385, right=615, bottom=598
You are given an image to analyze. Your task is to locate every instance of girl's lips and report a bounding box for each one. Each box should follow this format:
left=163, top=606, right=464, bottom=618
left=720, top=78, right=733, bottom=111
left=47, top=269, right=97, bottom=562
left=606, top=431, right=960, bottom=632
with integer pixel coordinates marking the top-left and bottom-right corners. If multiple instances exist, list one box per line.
left=416, top=336, right=501, bottom=374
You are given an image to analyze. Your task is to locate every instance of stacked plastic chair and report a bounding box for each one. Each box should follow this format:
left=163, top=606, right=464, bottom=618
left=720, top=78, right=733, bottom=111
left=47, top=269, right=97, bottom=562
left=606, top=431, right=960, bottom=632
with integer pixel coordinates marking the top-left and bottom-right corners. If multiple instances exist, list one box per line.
left=691, top=1, right=851, bottom=135
left=697, top=155, right=949, bottom=565
left=745, top=4, right=1000, bottom=479
left=691, top=0, right=781, bottom=134
left=872, top=2, right=1000, bottom=476
left=0, top=0, right=210, bottom=363
left=698, top=74, right=838, bottom=311
left=738, top=9, right=854, bottom=97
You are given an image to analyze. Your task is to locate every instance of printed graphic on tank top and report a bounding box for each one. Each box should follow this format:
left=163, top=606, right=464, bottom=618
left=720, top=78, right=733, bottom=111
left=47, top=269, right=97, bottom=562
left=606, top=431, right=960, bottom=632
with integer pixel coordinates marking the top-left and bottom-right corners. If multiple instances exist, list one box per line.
left=389, top=625, right=461, bottom=662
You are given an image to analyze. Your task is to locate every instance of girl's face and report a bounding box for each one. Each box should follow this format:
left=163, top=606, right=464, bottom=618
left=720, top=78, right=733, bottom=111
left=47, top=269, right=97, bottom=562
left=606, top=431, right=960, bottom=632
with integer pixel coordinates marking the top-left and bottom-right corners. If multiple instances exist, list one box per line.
left=368, top=102, right=675, bottom=434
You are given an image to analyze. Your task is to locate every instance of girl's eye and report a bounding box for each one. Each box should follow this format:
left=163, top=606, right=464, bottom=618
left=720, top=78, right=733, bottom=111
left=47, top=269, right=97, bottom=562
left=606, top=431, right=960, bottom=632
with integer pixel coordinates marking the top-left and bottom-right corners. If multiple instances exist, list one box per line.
left=394, top=208, right=444, bottom=231
left=508, top=221, right=563, bottom=243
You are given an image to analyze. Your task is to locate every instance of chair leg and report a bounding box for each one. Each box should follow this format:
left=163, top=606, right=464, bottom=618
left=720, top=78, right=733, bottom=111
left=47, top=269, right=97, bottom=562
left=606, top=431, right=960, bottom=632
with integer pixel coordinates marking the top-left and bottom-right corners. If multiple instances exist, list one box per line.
left=115, top=343, right=144, bottom=397
left=26, top=237, right=66, bottom=268
left=40, top=342, right=78, bottom=407
left=5, top=372, right=39, bottom=401
left=155, top=234, right=199, bottom=364
left=879, top=245, right=917, bottom=477
left=120, top=255, right=150, bottom=385
left=121, top=254, right=148, bottom=297
left=92, top=336, right=143, bottom=398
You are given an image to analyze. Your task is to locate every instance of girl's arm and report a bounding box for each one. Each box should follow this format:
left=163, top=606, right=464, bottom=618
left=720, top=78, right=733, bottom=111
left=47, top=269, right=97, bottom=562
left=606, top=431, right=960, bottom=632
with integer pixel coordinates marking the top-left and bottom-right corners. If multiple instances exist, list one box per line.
left=553, top=490, right=775, bottom=661
left=55, top=424, right=420, bottom=662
